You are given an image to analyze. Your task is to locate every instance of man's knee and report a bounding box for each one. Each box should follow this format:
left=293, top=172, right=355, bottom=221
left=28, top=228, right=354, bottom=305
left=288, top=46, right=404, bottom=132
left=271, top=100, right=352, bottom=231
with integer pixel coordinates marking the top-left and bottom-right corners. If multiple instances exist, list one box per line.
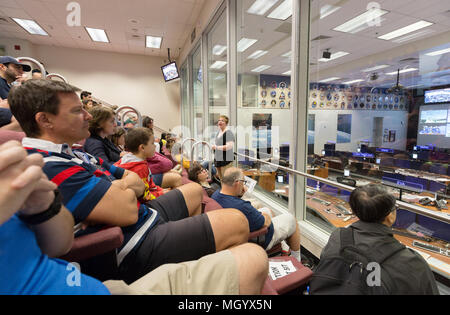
left=225, top=208, right=250, bottom=236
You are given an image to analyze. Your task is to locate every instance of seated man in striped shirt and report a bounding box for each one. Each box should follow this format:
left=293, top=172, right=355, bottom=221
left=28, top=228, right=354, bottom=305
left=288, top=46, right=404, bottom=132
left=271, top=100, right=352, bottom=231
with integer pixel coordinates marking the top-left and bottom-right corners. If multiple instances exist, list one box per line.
left=8, top=79, right=264, bottom=288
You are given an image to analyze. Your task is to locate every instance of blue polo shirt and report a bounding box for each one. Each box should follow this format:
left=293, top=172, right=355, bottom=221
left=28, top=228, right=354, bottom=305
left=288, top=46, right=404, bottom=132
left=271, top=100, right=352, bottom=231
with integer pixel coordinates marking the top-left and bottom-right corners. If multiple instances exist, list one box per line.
left=0, top=107, right=12, bottom=127
left=23, top=137, right=160, bottom=266
left=211, top=191, right=274, bottom=249
left=0, top=215, right=110, bottom=295
left=0, top=76, right=10, bottom=99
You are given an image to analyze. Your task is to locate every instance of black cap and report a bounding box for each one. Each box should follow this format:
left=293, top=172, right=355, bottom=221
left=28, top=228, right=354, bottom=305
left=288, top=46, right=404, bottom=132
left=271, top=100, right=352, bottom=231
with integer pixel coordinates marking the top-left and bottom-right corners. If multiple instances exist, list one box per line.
left=0, top=56, right=32, bottom=72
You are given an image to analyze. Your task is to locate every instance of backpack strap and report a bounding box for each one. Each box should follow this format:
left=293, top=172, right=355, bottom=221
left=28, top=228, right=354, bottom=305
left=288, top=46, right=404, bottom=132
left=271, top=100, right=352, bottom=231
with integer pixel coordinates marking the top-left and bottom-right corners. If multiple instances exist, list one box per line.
left=339, top=226, right=355, bottom=248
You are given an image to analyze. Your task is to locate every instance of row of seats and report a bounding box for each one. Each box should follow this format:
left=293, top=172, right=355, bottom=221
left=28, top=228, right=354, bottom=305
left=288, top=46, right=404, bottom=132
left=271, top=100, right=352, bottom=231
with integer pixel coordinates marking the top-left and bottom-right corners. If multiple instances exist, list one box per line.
left=0, top=129, right=313, bottom=295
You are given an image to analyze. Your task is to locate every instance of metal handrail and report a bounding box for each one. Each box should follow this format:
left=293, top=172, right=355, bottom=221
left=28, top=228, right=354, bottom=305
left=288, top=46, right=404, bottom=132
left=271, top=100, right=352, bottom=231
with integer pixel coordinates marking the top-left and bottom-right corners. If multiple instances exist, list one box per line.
left=191, top=141, right=213, bottom=179
left=116, top=106, right=142, bottom=127
left=235, top=152, right=450, bottom=224
left=46, top=73, right=68, bottom=83
left=181, top=138, right=196, bottom=168
left=17, top=57, right=46, bottom=78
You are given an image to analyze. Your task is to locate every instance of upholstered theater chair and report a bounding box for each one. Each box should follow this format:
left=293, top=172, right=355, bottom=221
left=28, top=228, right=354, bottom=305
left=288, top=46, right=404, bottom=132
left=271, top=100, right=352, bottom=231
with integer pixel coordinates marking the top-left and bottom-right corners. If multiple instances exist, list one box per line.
left=266, top=256, right=313, bottom=295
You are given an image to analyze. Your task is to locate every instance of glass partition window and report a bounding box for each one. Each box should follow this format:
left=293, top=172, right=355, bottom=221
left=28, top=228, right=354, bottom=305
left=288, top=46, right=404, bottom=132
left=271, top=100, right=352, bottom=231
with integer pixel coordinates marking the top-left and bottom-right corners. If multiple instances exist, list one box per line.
left=180, top=62, right=189, bottom=131
left=307, top=0, right=450, bottom=271
left=207, top=10, right=228, bottom=136
left=235, top=0, right=293, bottom=207
left=192, top=45, right=204, bottom=139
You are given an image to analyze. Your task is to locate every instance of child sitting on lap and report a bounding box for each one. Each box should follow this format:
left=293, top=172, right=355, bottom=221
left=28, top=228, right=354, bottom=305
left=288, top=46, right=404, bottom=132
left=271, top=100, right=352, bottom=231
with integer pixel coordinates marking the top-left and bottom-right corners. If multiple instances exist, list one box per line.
left=115, top=127, right=165, bottom=201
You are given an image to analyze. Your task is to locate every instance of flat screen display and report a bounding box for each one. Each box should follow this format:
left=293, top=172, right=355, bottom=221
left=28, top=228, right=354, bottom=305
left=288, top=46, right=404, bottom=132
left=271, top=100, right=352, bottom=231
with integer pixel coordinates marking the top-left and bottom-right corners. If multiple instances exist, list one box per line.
left=424, top=88, right=450, bottom=104
left=161, top=62, right=180, bottom=82
left=417, top=104, right=450, bottom=148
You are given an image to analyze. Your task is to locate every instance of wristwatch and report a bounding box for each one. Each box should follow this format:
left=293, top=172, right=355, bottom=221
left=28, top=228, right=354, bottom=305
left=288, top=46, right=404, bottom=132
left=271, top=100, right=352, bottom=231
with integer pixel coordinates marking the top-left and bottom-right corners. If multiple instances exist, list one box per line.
left=18, top=190, right=62, bottom=225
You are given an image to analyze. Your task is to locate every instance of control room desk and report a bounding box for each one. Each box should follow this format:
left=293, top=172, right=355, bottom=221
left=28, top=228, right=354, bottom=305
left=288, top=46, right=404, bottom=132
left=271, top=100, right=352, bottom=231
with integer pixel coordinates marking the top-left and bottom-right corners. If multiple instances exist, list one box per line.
left=243, top=170, right=276, bottom=192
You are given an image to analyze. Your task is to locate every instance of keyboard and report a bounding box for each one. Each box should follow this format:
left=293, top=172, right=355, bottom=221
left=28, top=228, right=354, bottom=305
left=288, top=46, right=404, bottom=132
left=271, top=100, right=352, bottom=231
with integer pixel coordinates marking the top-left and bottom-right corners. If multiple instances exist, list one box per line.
left=412, top=241, right=450, bottom=257
left=311, top=197, right=331, bottom=206
left=335, top=204, right=352, bottom=215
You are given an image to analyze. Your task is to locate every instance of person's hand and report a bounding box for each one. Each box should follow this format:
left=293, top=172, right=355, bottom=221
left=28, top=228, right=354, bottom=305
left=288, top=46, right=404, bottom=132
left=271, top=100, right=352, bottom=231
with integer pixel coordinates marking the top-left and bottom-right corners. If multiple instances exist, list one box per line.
left=17, top=172, right=57, bottom=216
left=211, top=145, right=216, bottom=151
left=0, top=98, right=8, bottom=108
left=0, top=141, right=56, bottom=223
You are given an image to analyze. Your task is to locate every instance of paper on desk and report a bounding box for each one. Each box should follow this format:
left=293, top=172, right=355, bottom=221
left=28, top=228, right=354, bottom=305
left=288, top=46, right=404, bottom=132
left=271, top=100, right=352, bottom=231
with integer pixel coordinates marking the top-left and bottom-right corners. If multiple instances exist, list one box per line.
left=269, top=260, right=297, bottom=280
left=244, top=176, right=257, bottom=195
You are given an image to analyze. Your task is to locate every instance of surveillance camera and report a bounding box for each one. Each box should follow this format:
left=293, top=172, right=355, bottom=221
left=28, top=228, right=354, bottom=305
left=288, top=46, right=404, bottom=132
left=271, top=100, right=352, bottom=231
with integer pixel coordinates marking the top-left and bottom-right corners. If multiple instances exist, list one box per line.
left=322, top=51, right=331, bottom=59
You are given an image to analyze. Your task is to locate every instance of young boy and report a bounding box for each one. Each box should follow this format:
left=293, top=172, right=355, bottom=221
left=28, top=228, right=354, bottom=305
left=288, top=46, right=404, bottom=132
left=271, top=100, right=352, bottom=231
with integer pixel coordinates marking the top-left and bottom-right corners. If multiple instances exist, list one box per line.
left=114, top=127, right=164, bottom=201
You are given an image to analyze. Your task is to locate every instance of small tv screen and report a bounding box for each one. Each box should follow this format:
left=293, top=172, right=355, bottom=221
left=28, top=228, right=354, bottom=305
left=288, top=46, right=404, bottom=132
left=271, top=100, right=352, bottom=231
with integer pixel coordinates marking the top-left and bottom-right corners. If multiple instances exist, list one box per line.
left=161, top=62, right=180, bottom=82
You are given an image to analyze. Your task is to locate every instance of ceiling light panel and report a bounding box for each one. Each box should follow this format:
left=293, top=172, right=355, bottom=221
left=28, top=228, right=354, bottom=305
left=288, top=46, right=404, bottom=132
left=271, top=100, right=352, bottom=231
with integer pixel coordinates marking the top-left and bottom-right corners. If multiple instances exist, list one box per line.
left=247, top=0, right=278, bottom=16
left=212, top=45, right=227, bottom=55
left=237, top=38, right=258, bottom=52
left=12, top=18, right=48, bottom=36
left=425, top=47, right=450, bottom=56
left=210, top=61, right=227, bottom=69
left=319, top=77, right=341, bottom=83
left=343, top=79, right=364, bottom=84
left=386, top=68, right=418, bottom=75
left=361, top=65, right=390, bottom=72
left=333, top=8, right=388, bottom=34
left=247, top=50, right=268, bottom=59
left=86, top=27, right=109, bottom=43
left=251, top=65, right=271, bottom=72
left=320, top=5, right=341, bottom=19
left=267, top=0, right=293, bottom=20
left=378, top=20, right=433, bottom=41
left=146, top=35, right=162, bottom=48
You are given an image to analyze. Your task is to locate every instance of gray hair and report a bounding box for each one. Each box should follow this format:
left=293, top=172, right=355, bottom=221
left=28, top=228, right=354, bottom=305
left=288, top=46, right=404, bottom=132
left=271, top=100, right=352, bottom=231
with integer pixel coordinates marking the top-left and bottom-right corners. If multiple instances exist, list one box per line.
left=221, top=167, right=242, bottom=186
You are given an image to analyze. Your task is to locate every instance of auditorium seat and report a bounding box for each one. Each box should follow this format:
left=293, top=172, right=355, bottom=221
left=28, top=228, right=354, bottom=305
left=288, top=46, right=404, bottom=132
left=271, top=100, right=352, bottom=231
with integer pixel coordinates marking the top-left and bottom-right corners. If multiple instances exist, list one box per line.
left=267, top=256, right=313, bottom=295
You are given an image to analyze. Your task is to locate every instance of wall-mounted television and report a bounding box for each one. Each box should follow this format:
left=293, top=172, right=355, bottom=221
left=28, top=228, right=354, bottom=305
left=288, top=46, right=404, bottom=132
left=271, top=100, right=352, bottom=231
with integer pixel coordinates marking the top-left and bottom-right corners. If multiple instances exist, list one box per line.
left=424, top=88, right=450, bottom=104
left=161, top=62, right=180, bottom=82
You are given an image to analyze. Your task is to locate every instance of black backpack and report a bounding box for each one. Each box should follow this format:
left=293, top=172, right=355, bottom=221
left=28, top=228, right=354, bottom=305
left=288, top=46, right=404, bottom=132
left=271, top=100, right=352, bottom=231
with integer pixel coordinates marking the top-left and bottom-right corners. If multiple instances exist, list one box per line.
left=309, top=227, right=405, bottom=295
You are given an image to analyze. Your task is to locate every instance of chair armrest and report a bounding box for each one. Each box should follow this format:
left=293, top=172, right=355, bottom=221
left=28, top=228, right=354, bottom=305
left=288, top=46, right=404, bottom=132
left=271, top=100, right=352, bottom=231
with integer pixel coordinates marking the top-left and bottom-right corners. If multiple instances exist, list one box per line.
left=59, top=227, right=124, bottom=262
left=249, top=226, right=268, bottom=239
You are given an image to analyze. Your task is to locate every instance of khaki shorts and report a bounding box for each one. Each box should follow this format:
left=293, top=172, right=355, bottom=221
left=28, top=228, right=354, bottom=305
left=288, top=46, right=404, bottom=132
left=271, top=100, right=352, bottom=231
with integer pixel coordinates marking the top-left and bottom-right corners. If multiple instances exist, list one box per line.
left=104, top=250, right=239, bottom=295
left=266, top=213, right=297, bottom=250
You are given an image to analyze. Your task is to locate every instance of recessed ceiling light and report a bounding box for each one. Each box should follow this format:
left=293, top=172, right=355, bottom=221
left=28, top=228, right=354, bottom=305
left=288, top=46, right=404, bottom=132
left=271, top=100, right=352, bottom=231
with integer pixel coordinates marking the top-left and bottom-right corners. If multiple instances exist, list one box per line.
left=212, top=45, right=227, bottom=55
left=237, top=38, right=258, bottom=52
left=378, top=20, right=433, bottom=41
left=391, top=29, right=435, bottom=44
left=320, top=5, right=341, bottom=19
left=281, top=51, right=291, bottom=58
left=85, top=27, right=109, bottom=43
left=282, top=70, right=291, bottom=75
left=267, top=0, right=292, bottom=20
left=210, top=61, right=227, bottom=69
left=318, top=51, right=349, bottom=62
left=319, top=77, right=341, bottom=83
left=361, top=65, right=390, bottom=72
left=343, top=79, right=364, bottom=84
left=247, top=0, right=278, bottom=16
left=146, top=35, right=162, bottom=48
left=333, top=8, right=388, bottom=34
left=425, top=47, right=450, bottom=56
left=12, top=18, right=48, bottom=36
left=386, top=68, right=418, bottom=75
left=251, top=65, right=271, bottom=72
left=247, top=50, right=268, bottom=59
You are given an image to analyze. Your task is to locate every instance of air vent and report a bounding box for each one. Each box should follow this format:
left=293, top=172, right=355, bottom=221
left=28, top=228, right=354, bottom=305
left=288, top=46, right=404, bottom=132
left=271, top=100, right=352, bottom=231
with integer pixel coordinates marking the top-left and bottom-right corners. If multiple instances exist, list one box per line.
left=312, top=35, right=332, bottom=41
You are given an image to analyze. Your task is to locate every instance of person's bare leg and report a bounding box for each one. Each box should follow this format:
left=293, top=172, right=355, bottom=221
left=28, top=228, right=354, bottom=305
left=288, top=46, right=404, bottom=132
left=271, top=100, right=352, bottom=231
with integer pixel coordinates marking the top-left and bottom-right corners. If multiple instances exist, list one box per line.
left=229, top=243, right=268, bottom=295
left=286, top=222, right=301, bottom=252
left=206, top=208, right=249, bottom=251
left=161, top=172, right=182, bottom=189
left=175, top=182, right=203, bottom=216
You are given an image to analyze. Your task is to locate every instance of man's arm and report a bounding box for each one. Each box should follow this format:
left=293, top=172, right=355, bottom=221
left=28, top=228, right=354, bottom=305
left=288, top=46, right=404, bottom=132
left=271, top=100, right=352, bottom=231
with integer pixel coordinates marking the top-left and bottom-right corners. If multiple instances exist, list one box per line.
left=119, top=169, right=146, bottom=198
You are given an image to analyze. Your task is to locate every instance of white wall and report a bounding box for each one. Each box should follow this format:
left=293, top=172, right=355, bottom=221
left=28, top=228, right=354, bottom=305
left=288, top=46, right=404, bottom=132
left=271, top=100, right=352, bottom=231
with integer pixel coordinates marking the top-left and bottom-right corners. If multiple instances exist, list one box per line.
left=0, top=37, right=181, bottom=133
left=32, top=45, right=181, bottom=132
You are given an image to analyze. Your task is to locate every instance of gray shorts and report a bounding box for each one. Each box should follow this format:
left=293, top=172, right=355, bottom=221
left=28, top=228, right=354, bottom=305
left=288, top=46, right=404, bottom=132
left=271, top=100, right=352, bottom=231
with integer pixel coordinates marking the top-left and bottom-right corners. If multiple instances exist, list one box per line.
left=119, top=189, right=216, bottom=283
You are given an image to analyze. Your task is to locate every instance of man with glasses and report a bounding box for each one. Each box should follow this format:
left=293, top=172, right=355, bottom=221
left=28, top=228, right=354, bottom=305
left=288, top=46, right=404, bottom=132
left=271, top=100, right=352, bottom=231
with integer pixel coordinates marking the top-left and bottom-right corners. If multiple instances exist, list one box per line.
left=212, top=167, right=302, bottom=262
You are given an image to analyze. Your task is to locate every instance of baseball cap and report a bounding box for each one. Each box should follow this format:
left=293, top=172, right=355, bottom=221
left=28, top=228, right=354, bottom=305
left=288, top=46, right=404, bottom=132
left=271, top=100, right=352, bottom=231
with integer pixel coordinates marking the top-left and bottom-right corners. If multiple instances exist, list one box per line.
left=0, top=56, right=32, bottom=72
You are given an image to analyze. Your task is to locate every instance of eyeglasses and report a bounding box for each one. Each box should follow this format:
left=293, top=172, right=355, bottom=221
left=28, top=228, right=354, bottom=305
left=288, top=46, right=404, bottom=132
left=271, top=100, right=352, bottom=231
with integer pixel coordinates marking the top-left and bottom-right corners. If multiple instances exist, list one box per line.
left=237, top=179, right=248, bottom=185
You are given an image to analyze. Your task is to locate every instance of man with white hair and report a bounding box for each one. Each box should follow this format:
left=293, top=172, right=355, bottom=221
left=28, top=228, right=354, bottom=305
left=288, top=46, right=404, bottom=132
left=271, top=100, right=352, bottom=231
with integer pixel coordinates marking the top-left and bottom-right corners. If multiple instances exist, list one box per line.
left=212, top=167, right=302, bottom=261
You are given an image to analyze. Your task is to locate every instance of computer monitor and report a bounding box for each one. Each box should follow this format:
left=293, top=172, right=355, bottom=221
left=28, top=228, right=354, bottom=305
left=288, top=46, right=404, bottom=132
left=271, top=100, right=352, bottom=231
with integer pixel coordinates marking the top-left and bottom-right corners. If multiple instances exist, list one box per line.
left=412, top=153, right=418, bottom=159
left=428, top=181, right=446, bottom=193
left=324, top=143, right=335, bottom=151
left=344, top=169, right=350, bottom=177
left=161, top=62, right=180, bottom=82
left=376, top=158, right=381, bottom=164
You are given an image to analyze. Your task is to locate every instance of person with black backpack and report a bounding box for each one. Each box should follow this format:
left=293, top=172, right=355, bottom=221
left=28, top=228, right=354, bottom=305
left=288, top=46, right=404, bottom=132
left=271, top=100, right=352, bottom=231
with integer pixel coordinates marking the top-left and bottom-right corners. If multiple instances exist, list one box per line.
left=310, top=184, right=439, bottom=295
